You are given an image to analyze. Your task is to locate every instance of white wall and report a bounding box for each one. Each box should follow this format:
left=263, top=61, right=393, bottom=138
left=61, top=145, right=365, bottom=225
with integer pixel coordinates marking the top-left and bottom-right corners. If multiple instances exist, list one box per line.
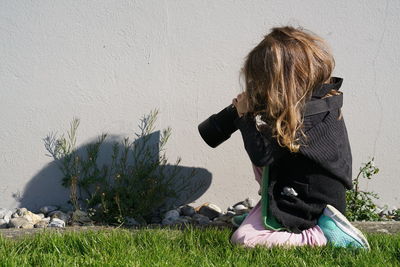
left=1, top=0, right=399, bottom=211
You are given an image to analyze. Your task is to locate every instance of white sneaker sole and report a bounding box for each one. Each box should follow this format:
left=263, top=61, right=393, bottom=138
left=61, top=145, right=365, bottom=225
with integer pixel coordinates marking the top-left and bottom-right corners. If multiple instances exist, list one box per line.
left=324, top=204, right=370, bottom=250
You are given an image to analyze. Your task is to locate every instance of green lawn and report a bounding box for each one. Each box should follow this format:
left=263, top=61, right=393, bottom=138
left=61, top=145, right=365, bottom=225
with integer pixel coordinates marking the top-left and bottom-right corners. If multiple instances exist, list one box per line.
left=0, top=226, right=399, bottom=266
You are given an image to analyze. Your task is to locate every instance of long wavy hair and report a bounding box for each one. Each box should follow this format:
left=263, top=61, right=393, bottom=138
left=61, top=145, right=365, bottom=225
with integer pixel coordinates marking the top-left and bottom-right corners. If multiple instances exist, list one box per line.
left=242, top=26, right=335, bottom=152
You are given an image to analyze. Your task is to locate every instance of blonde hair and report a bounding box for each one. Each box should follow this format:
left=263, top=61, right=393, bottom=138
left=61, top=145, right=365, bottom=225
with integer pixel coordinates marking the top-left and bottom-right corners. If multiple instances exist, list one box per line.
left=242, top=26, right=335, bottom=152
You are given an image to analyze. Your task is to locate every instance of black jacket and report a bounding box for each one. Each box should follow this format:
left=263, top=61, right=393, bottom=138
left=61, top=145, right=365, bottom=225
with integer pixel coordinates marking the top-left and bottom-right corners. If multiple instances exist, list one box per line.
left=234, top=77, right=352, bottom=233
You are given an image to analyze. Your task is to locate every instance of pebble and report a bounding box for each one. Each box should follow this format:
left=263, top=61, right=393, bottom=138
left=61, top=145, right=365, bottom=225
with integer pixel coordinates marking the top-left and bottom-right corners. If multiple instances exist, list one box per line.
left=0, top=219, right=8, bottom=229
left=234, top=204, right=247, bottom=212
left=34, top=220, right=48, bottom=228
left=164, top=210, right=180, bottom=221
left=9, top=217, right=29, bottom=228
left=192, top=214, right=210, bottom=225
left=232, top=200, right=245, bottom=207
left=21, top=222, right=34, bottom=229
left=0, top=208, right=8, bottom=219
left=243, top=198, right=255, bottom=208
left=16, top=208, right=28, bottom=217
left=2, top=210, right=13, bottom=224
left=48, top=218, right=65, bottom=228
left=180, top=205, right=196, bottom=217
left=226, top=211, right=236, bottom=216
left=71, top=210, right=93, bottom=225
left=0, top=197, right=258, bottom=229
left=23, top=211, right=43, bottom=225
left=49, top=211, right=69, bottom=223
left=40, top=206, right=59, bottom=215
left=199, top=204, right=222, bottom=220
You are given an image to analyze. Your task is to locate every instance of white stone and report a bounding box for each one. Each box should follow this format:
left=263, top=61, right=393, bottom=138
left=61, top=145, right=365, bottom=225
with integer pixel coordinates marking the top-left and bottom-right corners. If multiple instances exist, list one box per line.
left=234, top=204, right=247, bottom=211
left=9, top=217, right=29, bottom=228
left=243, top=198, right=255, bottom=208
left=22, top=211, right=43, bottom=225
left=21, top=222, right=34, bottom=229
left=2, top=210, right=13, bottom=224
left=0, top=208, right=8, bottom=219
left=16, top=208, right=28, bottom=216
left=49, top=210, right=69, bottom=223
left=48, top=218, right=65, bottom=228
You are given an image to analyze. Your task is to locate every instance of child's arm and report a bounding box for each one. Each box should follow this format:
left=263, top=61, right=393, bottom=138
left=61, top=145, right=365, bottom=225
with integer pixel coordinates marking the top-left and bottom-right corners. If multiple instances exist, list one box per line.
left=233, top=115, right=284, bottom=167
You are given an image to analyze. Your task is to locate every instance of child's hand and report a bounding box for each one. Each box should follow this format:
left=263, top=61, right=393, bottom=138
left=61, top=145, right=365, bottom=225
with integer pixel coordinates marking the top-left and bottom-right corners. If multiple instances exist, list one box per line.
left=232, top=92, right=249, bottom=117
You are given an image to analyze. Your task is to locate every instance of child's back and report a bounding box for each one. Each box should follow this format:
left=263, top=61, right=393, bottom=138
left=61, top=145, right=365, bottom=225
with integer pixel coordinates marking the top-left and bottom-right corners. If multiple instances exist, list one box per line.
left=230, top=26, right=368, bottom=249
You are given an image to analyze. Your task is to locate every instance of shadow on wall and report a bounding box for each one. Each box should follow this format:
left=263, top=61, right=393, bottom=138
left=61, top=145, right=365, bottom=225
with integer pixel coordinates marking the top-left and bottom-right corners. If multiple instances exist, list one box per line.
left=14, top=131, right=212, bottom=213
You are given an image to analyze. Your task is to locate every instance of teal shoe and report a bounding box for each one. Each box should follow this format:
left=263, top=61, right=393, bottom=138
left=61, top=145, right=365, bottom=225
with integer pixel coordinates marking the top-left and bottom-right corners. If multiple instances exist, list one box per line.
left=318, top=205, right=370, bottom=250
left=231, top=213, right=248, bottom=227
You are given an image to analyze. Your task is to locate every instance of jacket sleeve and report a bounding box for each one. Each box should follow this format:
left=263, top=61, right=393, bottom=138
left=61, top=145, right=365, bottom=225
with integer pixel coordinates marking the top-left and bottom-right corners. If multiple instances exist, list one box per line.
left=234, top=115, right=284, bottom=167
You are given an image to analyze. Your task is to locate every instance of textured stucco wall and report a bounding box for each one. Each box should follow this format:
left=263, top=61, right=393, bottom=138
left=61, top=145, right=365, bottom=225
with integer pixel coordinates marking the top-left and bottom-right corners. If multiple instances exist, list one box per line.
left=1, top=1, right=399, bottom=211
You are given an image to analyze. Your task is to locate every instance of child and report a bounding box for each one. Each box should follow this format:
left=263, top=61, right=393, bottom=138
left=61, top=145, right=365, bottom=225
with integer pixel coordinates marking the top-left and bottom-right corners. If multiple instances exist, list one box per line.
left=229, top=26, right=369, bottom=249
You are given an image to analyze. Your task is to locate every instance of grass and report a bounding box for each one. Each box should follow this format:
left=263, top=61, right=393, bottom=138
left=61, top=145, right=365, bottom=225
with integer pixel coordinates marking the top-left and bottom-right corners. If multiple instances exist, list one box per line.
left=0, top=226, right=399, bottom=266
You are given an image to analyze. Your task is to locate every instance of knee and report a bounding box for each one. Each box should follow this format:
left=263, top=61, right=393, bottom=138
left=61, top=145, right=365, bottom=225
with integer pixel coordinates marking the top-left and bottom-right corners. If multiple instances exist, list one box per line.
left=230, top=228, right=255, bottom=248
left=230, top=228, right=243, bottom=244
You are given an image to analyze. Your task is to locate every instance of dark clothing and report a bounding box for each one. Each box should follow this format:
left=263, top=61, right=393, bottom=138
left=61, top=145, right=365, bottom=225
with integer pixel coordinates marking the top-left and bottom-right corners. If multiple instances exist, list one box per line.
left=234, top=77, right=352, bottom=233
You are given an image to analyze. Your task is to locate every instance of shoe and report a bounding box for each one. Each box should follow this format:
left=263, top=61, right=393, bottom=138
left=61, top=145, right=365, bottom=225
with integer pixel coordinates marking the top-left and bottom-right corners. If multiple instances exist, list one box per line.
left=318, top=204, right=370, bottom=250
left=231, top=213, right=248, bottom=227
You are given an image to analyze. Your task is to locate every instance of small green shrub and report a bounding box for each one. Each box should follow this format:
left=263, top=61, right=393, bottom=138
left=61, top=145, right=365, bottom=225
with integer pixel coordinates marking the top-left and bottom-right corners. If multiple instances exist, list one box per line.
left=43, top=110, right=196, bottom=225
left=346, top=158, right=380, bottom=221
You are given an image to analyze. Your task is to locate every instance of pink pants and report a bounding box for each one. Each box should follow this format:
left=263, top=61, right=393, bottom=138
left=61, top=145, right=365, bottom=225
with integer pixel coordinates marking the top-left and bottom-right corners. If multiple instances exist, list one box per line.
left=230, top=165, right=327, bottom=248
